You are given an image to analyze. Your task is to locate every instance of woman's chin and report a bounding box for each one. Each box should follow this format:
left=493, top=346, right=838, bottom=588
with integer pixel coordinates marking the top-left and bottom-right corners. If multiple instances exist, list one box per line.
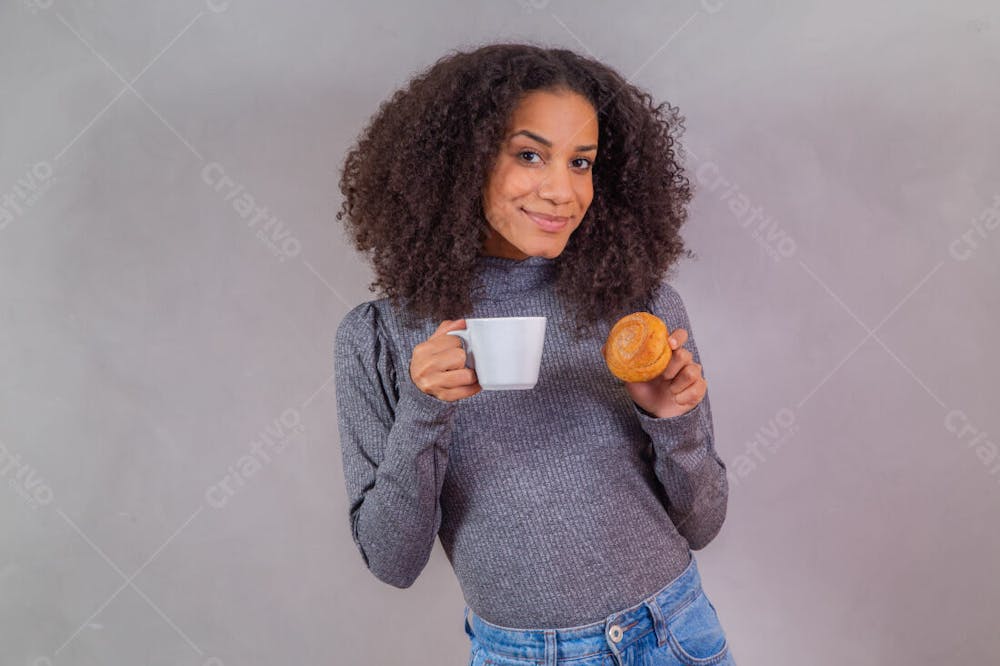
left=535, top=241, right=568, bottom=258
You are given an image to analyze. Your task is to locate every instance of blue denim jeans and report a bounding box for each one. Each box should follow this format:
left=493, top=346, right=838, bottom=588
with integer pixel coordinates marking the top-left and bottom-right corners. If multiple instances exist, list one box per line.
left=463, top=552, right=735, bottom=666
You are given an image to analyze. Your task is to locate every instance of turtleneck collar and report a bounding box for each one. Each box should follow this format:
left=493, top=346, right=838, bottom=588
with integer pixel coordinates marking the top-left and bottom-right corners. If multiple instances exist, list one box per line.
left=471, top=254, right=557, bottom=301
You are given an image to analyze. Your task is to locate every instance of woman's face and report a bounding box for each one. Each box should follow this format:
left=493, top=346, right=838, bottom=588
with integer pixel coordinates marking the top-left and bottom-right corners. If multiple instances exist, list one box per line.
left=481, top=89, right=599, bottom=260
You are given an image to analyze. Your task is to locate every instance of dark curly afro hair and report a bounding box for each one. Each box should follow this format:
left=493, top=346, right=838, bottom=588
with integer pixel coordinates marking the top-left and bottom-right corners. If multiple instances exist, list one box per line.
left=336, top=41, right=696, bottom=339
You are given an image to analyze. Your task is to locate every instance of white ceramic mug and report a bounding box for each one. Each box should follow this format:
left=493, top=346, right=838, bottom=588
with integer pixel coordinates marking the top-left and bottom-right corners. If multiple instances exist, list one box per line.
left=446, top=317, right=546, bottom=390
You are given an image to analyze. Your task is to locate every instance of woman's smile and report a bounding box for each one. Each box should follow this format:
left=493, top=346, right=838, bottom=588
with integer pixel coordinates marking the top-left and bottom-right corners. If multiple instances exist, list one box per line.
left=522, top=208, right=570, bottom=232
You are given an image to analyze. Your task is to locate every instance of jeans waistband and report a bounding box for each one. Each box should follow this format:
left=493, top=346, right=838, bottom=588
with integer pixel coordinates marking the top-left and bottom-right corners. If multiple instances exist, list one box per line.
left=464, top=550, right=701, bottom=664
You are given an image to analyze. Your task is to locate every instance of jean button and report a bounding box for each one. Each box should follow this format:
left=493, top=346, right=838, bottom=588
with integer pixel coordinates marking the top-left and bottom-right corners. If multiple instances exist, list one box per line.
left=608, top=624, right=623, bottom=642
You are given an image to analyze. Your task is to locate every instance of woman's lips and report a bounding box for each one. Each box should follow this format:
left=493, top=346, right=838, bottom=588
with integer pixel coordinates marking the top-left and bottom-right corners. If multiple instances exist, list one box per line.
left=522, top=208, right=569, bottom=232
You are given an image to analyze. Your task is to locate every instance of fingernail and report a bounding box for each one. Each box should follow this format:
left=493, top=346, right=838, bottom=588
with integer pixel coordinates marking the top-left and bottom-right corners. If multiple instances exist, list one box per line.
left=669, top=337, right=677, bottom=347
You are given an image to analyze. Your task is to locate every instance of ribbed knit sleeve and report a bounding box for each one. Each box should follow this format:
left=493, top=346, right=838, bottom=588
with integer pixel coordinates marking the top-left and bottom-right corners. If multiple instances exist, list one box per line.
left=334, top=302, right=458, bottom=587
left=631, top=284, right=729, bottom=550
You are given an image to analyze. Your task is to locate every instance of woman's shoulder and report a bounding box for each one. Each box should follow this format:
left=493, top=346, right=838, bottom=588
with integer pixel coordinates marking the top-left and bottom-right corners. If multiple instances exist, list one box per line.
left=648, top=278, right=682, bottom=310
left=335, top=296, right=435, bottom=355
left=336, top=298, right=391, bottom=350
left=646, top=279, right=693, bottom=331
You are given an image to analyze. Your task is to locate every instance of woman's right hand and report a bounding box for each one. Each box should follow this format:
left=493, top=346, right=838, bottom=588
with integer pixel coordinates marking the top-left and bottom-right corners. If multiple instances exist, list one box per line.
left=409, top=319, right=481, bottom=402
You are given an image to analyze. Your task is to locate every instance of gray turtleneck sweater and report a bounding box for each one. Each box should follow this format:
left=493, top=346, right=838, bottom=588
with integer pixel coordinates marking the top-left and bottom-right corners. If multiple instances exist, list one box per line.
left=333, top=254, right=728, bottom=628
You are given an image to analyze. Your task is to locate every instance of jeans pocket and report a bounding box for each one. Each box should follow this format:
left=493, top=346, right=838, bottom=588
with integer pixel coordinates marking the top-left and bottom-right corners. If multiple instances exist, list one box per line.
left=469, top=644, right=487, bottom=666
left=665, top=590, right=730, bottom=665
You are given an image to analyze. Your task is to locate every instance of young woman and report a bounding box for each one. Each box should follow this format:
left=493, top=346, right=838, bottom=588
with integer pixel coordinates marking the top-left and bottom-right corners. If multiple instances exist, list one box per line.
left=334, top=42, right=736, bottom=666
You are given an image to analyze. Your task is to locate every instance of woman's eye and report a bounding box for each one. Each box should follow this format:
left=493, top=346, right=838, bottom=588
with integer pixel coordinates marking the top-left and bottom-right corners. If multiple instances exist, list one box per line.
left=518, top=150, right=593, bottom=171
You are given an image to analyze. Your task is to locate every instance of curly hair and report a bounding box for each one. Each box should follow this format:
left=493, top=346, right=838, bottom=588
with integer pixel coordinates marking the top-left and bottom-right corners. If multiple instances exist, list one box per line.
left=336, top=41, right=696, bottom=339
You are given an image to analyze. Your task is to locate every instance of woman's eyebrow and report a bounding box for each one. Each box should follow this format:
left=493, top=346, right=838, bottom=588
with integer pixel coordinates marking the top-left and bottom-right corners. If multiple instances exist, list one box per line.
left=508, top=129, right=597, bottom=152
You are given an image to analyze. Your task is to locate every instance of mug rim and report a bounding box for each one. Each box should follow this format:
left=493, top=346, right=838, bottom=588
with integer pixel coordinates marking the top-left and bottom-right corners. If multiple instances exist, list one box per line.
left=463, top=316, right=546, bottom=322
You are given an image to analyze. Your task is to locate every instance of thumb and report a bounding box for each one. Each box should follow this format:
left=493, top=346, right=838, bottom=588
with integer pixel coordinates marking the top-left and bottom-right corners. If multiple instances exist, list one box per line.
left=434, top=318, right=467, bottom=335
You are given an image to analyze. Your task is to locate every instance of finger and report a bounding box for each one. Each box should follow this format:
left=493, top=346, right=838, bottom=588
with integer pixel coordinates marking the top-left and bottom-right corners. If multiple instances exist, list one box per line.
left=430, top=320, right=469, bottom=349
left=672, top=379, right=707, bottom=406
left=429, top=332, right=467, bottom=353
left=668, top=327, right=688, bottom=350
left=669, top=364, right=702, bottom=396
left=660, top=347, right=693, bottom=380
left=433, top=318, right=467, bottom=336
left=438, top=367, right=478, bottom=389
left=433, top=319, right=454, bottom=333
left=429, top=345, right=470, bottom=372
left=439, top=382, right=482, bottom=402
left=438, top=375, right=481, bottom=398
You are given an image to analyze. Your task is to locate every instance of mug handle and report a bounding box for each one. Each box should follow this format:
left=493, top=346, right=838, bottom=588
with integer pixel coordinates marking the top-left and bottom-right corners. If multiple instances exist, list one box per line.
left=445, top=330, right=475, bottom=369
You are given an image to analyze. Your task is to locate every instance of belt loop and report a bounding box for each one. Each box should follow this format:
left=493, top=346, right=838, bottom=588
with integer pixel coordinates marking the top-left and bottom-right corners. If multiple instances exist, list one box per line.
left=644, top=599, right=669, bottom=648
left=544, top=629, right=557, bottom=666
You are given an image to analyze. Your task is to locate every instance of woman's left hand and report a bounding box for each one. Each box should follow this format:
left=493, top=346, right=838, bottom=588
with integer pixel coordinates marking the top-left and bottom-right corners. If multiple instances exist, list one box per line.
left=623, top=328, right=707, bottom=419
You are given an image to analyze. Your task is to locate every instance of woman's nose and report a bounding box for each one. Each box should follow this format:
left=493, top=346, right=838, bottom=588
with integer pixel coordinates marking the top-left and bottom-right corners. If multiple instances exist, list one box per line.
left=536, top=164, right=574, bottom=203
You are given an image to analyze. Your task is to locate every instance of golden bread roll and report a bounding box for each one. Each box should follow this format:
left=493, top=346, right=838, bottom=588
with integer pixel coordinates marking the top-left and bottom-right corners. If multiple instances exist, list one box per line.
left=602, top=312, right=672, bottom=383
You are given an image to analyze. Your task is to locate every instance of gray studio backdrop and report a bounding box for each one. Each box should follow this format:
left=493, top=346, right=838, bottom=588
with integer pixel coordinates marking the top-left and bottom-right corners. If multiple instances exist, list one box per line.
left=2, top=1, right=998, bottom=664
